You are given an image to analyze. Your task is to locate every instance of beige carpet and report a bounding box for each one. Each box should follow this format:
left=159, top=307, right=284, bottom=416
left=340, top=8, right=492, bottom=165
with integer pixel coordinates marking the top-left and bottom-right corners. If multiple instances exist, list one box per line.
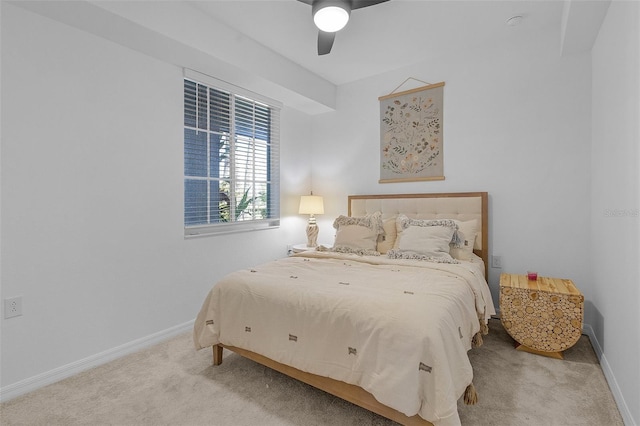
left=0, top=319, right=623, bottom=426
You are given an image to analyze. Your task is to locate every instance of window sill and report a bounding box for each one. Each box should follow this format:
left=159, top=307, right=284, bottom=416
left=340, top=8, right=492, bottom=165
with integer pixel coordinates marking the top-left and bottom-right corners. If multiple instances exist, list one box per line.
left=184, top=220, right=280, bottom=239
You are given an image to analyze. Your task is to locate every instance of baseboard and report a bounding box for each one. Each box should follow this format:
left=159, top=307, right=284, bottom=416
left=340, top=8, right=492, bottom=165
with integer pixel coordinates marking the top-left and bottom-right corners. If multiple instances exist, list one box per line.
left=0, top=319, right=194, bottom=403
left=582, top=323, right=637, bottom=426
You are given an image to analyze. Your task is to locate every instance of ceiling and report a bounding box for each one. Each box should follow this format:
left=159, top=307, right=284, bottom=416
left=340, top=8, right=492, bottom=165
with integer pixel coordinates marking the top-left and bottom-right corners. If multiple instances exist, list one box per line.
left=11, top=0, right=608, bottom=114
left=189, top=0, right=566, bottom=86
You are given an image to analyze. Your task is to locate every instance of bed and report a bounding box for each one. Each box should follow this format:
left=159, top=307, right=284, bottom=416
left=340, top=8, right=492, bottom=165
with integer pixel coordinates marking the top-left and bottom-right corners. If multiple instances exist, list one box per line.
left=194, top=192, right=495, bottom=426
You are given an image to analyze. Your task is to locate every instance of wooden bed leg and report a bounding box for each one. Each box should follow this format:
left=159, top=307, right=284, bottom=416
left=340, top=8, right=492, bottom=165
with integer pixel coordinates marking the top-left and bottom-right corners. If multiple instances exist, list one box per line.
left=213, top=344, right=223, bottom=365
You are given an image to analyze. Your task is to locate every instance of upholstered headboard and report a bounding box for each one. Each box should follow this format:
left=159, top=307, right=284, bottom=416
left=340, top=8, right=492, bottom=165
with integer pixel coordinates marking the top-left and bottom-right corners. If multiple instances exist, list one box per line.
left=349, top=192, right=488, bottom=276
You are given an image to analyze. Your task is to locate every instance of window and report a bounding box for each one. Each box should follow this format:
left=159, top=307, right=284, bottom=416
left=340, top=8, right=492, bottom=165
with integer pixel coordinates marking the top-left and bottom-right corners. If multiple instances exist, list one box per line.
left=183, top=71, right=280, bottom=236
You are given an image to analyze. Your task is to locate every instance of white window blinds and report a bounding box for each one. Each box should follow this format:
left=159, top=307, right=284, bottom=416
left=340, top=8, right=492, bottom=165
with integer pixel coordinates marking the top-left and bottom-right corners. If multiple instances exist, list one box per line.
left=184, top=71, right=280, bottom=236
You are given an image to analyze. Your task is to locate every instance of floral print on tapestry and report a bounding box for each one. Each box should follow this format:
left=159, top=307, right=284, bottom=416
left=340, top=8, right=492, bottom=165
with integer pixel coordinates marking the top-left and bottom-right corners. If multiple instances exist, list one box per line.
left=379, top=82, right=444, bottom=182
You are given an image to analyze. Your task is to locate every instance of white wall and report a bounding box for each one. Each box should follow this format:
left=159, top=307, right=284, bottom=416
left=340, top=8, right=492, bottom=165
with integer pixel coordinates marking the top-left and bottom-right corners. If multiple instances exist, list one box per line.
left=310, top=27, right=593, bottom=311
left=0, top=3, right=312, bottom=392
left=591, top=1, right=640, bottom=424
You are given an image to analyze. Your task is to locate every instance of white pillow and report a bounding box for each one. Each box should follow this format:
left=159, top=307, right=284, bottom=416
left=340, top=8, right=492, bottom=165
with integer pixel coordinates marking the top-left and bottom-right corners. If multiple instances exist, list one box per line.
left=334, top=224, right=379, bottom=251
left=332, top=211, right=384, bottom=254
left=396, top=225, right=455, bottom=260
left=393, top=215, right=461, bottom=248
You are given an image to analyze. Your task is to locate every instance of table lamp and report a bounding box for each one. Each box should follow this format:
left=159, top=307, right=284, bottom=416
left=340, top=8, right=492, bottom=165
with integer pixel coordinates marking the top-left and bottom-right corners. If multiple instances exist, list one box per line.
left=298, top=194, right=324, bottom=247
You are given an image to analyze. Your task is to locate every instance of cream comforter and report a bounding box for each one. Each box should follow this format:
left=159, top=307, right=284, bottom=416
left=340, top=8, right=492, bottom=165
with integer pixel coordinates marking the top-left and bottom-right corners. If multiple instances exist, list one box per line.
left=194, top=251, right=495, bottom=426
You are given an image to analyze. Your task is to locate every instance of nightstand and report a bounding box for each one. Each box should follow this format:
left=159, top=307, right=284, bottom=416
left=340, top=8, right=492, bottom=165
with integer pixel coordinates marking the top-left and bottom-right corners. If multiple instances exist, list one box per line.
left=292, top=244, right=316, bottom=253
left=499, top=273, right=584, bottom=359
left=289, top=243, right=332, bottom=255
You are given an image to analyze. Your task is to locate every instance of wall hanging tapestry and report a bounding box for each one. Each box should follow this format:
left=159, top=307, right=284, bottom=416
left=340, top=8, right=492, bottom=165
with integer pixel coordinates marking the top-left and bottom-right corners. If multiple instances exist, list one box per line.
left=379, top=81, right=445, bottom=183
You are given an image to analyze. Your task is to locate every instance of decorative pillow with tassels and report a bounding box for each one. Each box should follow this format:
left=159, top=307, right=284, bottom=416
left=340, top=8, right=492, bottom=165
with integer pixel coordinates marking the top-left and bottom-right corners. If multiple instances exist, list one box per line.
left=329, top=211, right=384, bottom=255
left=388, top=215, right=461, bottom=263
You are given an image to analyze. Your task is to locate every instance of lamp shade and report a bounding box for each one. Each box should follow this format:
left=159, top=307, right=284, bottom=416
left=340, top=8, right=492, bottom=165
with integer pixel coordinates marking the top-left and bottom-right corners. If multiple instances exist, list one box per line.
left=299, top=195, right=324, bottom=215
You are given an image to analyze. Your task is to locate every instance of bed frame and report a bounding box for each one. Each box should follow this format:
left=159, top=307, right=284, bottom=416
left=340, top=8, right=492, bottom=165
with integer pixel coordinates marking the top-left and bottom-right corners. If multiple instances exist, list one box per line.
left=212, top=192, right=488, bottom=426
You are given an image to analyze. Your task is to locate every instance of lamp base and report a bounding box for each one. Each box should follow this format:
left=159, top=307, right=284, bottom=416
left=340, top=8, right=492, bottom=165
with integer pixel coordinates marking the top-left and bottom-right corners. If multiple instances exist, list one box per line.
left=306, top=222, right=319, bottom=248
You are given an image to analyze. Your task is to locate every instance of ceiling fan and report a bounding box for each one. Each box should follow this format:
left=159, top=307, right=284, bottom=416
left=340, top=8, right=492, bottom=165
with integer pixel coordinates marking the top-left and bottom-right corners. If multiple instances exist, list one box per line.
left=297, top=0, right=390, bottom=55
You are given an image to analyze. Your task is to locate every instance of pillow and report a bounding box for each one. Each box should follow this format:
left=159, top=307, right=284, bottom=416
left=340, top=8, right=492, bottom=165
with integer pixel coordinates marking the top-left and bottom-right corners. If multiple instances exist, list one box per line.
left=332, top=211, right=384, bottom=255
left=449, top=219, right=479, bottom=261
left=376, top=217, right=397, bottom=254
left=396, top=225, right=455, bottom=259
left=393, top=215, right=462, bottom=248
left=387, top=215, right=461, bottom=263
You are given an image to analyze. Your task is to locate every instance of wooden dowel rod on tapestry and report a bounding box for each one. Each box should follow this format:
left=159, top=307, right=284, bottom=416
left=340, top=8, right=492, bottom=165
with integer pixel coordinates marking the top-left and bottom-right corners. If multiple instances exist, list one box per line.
left=379, top=176, right=445, bottom=184
left=379, top=81, right=445, bottom=101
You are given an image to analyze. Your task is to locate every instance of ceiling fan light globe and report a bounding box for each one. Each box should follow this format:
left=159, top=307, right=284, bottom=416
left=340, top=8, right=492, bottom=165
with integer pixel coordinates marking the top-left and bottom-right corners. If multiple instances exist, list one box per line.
left=313, top=6, right=350, bottom=32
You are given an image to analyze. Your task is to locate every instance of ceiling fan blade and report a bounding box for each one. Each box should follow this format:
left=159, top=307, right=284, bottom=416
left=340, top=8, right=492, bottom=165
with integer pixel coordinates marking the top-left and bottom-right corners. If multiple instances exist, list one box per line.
left=317, top=30, right=335, bottom=55
left=298, top=0, right=389, bottom=11
left=301, top=0, right=388, bottom=55
left=351, top=0, right=389, bottom=10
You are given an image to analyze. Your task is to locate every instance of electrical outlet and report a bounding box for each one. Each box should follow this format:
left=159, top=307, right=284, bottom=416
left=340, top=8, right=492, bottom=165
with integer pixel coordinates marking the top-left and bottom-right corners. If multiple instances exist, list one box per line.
left=4, top=296, right=23, bottom=319
left=491, top=255, right=503, bottom=269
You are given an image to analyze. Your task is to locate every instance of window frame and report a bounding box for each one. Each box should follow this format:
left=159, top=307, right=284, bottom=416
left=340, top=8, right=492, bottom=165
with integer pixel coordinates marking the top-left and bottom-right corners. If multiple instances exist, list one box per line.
left=183, top=69, right=281, bottom=238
